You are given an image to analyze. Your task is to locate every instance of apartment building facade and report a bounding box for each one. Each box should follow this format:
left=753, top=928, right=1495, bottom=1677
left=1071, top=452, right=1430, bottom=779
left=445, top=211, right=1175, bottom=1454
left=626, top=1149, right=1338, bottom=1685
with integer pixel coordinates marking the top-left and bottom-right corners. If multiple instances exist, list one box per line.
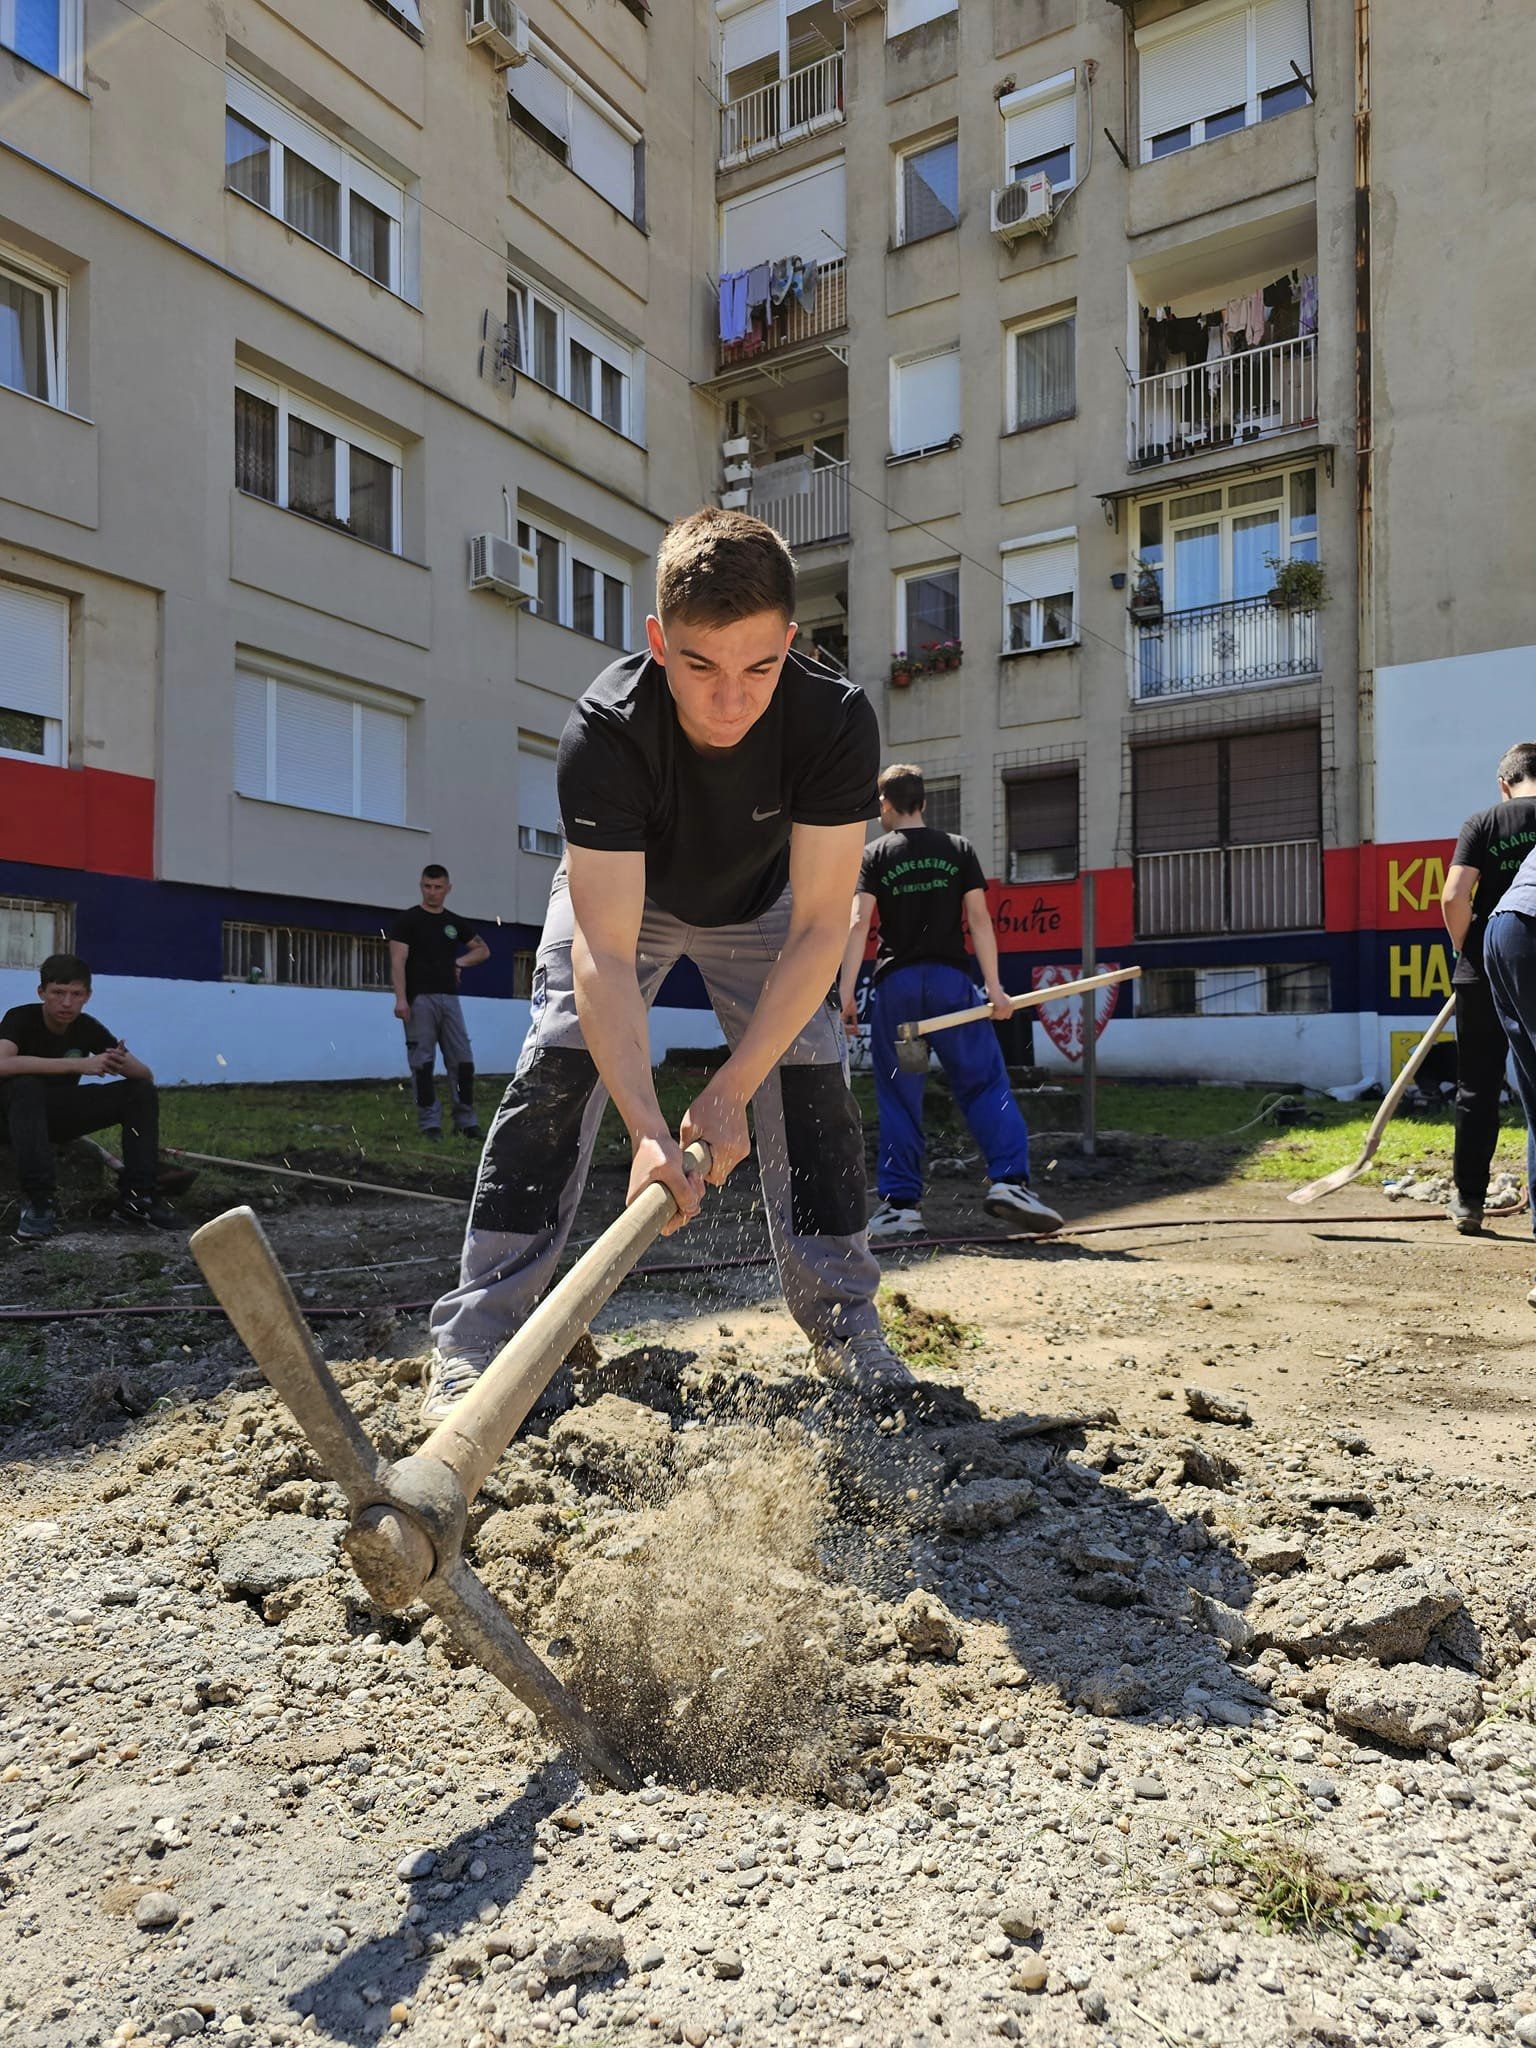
left=0, top=0, right=720, bottom=1082
left=709, top=0, right=1536, bottom=1087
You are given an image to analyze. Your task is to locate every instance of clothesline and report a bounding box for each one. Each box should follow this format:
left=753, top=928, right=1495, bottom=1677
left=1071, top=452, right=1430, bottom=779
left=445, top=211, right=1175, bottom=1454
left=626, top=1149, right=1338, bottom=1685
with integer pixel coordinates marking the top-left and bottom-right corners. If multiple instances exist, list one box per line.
left=719, top=253, right=820, bottom=348
left=1141, top=269, right=1318, bottom=377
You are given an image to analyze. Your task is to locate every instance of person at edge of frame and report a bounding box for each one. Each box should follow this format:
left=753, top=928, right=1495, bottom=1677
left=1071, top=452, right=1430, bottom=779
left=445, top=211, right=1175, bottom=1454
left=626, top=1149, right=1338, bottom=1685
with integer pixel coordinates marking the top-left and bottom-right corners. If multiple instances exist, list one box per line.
left=419, top=507, right=915, bottom=1424
left=1440, top=740, right=1536, bottom=1234
left=1482, top=837, right=1536, bottom=1308
left=389, top=864, right=490, bottom=1141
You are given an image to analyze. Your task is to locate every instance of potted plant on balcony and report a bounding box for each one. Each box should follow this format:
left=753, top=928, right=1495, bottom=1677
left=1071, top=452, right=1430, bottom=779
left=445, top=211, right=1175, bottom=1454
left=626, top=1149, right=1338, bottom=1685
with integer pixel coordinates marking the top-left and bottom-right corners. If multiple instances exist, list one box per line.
left=890, top=652, right=920, bottom=689
left=923, top=640, right=963, bottom=672
left=1265, top=555, right=1329, bottom=609
left=1127, top=562, right=1164, bottom=624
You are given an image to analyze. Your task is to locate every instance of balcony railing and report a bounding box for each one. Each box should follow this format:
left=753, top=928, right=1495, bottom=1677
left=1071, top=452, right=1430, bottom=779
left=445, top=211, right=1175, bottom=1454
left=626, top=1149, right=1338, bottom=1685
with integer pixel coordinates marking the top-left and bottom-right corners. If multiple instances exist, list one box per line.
left=1128, top=335, right=1317, bottom=469
left=719, top=51, right=845, bottom=168
left=749, top=459, right=850, bottom=550
left=719, top=255, right=846, bottom=371
left=1133, top=594, right=1319, bottom=700
left=1135, top=839, right=1323, bottom=938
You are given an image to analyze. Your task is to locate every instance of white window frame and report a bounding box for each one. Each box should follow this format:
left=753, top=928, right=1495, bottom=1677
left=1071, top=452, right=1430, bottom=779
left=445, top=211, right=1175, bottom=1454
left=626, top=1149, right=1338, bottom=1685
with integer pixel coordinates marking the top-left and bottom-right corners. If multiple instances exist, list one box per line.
left=234, top=664, right=409, bottom=826
left=0, top=248, right=67, bottom=411
left=0, top=576, right=68, bottom=765
left=234, top=368, right=404, bottom=554
left=0, top=0, right=82, bottom=88
left=886, top=0, right=957, bottom=37
left=225, top=70, right=410, bottom=299
left=895, top=131, right=959, bottom=246
left=509, top=35, right=642, bottom=223
left=517, top=734, right=564, bottom=859
left=515, top=515, right=632, bottom=649
left=0, top=894, right=74, bottom=969
left=1000, top=70, right=1078, bottom=193
left=507, top=269, right=643, bottom=442
left=1136, top=0, right=1312, bottom=164
left=889, top=345, right=962, bottom=460
left=894, top=560, right=960, bottom=661
left=1131, top=463, right=1318, bottom=610
left=1005, top=308, right=1077, bottom=433
left=1001, top=527, right=1079, bottom=655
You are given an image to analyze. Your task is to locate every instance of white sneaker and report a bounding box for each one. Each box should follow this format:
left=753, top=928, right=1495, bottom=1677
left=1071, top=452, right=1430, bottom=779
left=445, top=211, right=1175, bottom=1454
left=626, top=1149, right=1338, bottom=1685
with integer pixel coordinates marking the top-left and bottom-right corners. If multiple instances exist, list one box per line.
left=867, top=1201, right=924, bottom=1240
left=984, top=1181, right=1064, bottom=1235
left=808, top=1330, right=917, bottom=1404
left=420, top=1349, right=485, bottom=1426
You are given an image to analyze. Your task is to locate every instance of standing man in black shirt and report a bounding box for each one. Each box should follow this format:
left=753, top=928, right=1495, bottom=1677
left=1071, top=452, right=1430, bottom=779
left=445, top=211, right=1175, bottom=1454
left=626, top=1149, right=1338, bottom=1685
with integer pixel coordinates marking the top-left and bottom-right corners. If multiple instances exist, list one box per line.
left=0, top=953, right=175, bottom=1240
left=1441, top=741, right=1536, bottom=1232
left=426, top=509, right=909, bottom=1419
left=389, top=865, right=489, bottom=1141
left=840, top=765, right=1062, bottom=1241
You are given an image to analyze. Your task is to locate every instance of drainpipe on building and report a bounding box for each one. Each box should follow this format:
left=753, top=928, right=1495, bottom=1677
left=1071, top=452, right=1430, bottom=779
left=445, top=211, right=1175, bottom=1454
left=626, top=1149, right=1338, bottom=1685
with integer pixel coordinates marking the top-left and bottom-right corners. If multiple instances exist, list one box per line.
left=1353, top=0, right=1378, bottom=1086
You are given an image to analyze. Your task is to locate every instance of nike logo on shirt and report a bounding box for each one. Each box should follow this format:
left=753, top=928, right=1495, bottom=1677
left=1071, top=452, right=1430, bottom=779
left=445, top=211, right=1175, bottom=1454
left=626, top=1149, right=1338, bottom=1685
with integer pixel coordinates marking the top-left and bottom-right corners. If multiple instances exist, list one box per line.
left=752, top=805, right=781, bottom=821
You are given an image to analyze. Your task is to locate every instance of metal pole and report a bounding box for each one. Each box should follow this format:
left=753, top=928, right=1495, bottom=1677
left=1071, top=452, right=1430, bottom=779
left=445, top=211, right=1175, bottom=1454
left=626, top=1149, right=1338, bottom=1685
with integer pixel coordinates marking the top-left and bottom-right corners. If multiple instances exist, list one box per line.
left=1081, top=870, right=1097, bottom=1160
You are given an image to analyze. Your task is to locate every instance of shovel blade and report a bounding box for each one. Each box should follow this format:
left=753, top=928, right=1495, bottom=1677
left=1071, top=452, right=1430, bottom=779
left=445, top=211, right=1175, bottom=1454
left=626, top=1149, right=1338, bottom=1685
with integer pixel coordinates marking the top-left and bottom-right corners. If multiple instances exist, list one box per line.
left=895, top=1038, right=930, bottom=1074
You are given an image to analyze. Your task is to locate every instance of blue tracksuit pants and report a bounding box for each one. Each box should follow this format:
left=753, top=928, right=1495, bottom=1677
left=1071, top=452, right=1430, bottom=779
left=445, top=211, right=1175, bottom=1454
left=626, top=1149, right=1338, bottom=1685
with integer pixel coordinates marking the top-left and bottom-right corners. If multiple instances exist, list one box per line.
left=868, top=961, right=1032, bottom=1207
left=1481, top=908, right=1536, bottom=1238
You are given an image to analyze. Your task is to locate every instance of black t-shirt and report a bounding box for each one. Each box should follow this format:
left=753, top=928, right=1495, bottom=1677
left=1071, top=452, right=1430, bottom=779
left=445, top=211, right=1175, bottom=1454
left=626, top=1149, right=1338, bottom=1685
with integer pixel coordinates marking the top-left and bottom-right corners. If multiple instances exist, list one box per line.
left=556, top=648, right=878, bottom=927
left=857, top=826, right=988, bottom=982
left=1450, top=797, right=1536, bottom=984
left=0, top=1004, right=116, bottom=1088
left=389, top=906, right=479, bottom=1001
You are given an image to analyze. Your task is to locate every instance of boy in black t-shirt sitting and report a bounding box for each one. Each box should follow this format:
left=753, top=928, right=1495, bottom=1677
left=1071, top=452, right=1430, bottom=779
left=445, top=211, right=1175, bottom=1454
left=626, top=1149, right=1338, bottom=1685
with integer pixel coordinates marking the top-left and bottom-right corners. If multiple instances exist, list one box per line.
left=0, top=954, right=175, bottom=1241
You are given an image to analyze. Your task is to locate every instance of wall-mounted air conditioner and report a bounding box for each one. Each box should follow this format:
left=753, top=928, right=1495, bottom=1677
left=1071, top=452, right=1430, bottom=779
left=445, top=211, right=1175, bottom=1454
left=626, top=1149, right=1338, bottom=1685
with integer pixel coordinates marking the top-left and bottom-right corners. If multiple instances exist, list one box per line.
left=466, top=0, right=529, bottom=66
left=991, top=175, right=1053, bottom=244
left=469, top=532, right=537, bottom=603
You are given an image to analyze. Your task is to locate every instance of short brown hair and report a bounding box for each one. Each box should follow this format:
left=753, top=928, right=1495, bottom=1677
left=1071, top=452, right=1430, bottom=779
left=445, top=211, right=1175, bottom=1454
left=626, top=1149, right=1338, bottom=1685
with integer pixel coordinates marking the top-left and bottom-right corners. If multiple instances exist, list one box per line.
left=878, top=763, right=926, bottom=814
left=655, top=508, right=796, bottom=628
left=1498, top=741, right=1536, bottom=788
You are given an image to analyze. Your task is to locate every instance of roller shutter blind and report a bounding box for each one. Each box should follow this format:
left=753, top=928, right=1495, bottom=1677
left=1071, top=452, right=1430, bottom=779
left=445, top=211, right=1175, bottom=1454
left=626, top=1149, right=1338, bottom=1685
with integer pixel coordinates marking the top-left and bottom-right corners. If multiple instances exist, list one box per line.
left=1138, top=8, right=1248, bottom=146
left=1002, top=537, right=1076, bottom=609
left=892, top=347, right=960, bottom=453
left=1004, top=79, right=1076, bottom=180
left=1253, top=0, right=1311, bottom=92
left=721, top=0, right=778, bottom=75
left=0, top=580, right=67, bottom=722
left=571, top=96, right=636, bottom=217
left=510, top=52, right=572, bottom=143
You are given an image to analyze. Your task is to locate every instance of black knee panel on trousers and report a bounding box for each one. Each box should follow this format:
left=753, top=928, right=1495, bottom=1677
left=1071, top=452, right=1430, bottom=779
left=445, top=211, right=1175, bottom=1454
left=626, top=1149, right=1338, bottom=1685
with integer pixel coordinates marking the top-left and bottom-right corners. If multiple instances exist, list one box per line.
left=779, top=1063, right=867, bottom=1237
left=472, top=1046, right=599, bottom=1234
left=412, top=1065, right=437, bottom=1110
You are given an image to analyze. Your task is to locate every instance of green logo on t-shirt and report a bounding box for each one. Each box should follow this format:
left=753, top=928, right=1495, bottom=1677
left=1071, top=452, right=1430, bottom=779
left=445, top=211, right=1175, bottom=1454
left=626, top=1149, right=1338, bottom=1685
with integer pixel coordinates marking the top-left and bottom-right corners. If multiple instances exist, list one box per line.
left=444, top=925, right=458, bottom=940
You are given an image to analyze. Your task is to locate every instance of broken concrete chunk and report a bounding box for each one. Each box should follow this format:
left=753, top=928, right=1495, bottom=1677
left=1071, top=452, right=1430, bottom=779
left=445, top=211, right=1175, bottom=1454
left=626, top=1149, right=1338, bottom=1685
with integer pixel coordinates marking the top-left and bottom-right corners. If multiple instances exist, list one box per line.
left=895, top=1589, right=963, bottom=1661
left=1178, top=1442, right=1242, bottom=1491
left=1252, top=1562, right=1467, bottom=1665
left=215, top=1514, right=340, bottom=1601
left=938, top=1477, right=1035, bottom=1536
left=1327, top=1665, right=1484, bottom=1752
left=547, top=1395, right=673, bottom=1502
left=1184, top=1387, right=1251, bottom=1426
left=542, top=1917, right=625, bottom=1981
left=1241, top=1532, right=1307, bottom=1576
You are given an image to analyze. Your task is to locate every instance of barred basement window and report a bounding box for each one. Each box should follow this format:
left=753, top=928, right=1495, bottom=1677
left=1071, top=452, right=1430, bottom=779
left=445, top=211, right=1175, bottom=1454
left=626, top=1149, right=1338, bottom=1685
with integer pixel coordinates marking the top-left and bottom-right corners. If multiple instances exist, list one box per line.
left=511, top=949, right=537, bottom=999
left=1137, top=962, right=1329, bottom=1016
left=222, top=921, right=391, bottom=989
left=924, top=775, right=962, bottom=834
left=0, top=894, right=74, bottom=971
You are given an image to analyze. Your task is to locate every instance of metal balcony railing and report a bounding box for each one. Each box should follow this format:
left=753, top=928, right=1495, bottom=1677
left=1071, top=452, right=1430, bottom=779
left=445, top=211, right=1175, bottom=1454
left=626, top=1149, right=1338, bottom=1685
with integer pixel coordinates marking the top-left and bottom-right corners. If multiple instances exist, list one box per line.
left=1133, top=594, right=1320, bottom=700
left=749, top=460, right=850, bottom=549
left=719, top=50, right=844, bottom=168
left=1128, top=335, right=1317, bottom=469
left=719, top=256, right=847, bottom=371
left=1135, top=838, right=1323, bottom=937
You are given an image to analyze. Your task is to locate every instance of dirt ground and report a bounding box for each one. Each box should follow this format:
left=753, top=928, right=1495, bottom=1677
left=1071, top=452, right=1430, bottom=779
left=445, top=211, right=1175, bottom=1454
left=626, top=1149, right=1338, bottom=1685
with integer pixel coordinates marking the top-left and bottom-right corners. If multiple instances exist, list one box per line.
left=3, top=1140, right=1536, bottom=2048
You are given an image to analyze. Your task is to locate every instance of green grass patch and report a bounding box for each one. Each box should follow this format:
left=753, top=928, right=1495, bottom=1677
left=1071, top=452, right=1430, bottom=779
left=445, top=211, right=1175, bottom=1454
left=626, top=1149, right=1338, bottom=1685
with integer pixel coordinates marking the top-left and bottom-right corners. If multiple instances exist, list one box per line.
left=877, top=1286, right=981, bottom=1373
left=1216, top=1830, right=1399, bottom=1942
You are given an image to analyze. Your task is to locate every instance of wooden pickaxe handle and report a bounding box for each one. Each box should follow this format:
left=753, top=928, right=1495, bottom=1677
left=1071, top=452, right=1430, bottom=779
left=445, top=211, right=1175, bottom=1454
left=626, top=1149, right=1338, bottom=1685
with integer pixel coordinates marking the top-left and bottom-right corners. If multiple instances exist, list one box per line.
left=896, top=965, right=1142, bottom=1044
left=421, top=1140, right=713, bottom=1503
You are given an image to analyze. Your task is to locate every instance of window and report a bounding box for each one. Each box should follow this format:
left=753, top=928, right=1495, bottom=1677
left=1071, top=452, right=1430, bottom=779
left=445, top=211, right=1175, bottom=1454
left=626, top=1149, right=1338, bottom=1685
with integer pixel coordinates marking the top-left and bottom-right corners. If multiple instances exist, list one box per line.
left=0, top=577, right=67, bottom=764
left=222, top=921, right=392, bottom=989
left=234, top=668, right=408, bottom=825
left=1137, top=0, right=1311, bottom=163
left=508, top=272, right=641, bottom=441
left=897, top=564, right=959, bottom=661
left=0, top=252, right=65, bottom=409
left=511, top=949, right=537, bottom=999
left=1139, top=961, right=1328, bottom=1016
left=516, top=518, right=631, bottom=647
left=518, top=738, right=563, bottom=858
left=1008, top=313, right=1075, bottom=431
left=235, top=370, right=402, bottom=552
left=0, top=895, right=73, bottom=971
left=890, top=346, right=961, bottom=458
left=1005, top=768, right=1079, bottom=883
left=225, top=72, right=408, bottom=295
left=1002, top=531, right=1077, bottom=654
left=1002, top=72, right=1077, bottom=192
left=1133, top=465, right=1319, bottom=611
left=898, top=135, right=958, bottom=244
left=1, top=0, right=81, bottom=85
left=924, top=775, right=961, bottom=834
left=887, top=0, right=957, bottom=33
left=509, top=40, right=641, bottom=222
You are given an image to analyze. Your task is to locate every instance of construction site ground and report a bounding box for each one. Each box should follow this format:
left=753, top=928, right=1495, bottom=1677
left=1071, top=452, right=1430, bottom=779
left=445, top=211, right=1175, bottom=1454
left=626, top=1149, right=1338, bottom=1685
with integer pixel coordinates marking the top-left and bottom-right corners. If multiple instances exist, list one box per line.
left=2, top=1077, right=1536, bottom=2048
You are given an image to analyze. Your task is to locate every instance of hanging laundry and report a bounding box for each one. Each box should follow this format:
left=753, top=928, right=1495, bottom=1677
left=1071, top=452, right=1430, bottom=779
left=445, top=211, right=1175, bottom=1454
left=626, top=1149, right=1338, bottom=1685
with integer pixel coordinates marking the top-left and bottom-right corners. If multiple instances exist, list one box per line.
left=768, top=259, right=794, bottom=309
left=746, top=261, right=772, bottom=311
left=718, top=271, right=750, bottom=346
left=1299, top=272, right=1318, bottom=335
left=790, top=257, right=818, bottom=313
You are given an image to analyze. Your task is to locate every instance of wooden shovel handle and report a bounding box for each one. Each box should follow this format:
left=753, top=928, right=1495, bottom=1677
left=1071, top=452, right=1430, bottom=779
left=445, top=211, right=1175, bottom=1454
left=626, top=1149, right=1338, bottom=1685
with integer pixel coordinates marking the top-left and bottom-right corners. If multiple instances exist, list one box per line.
left=905, top=965, right=1142, bottom=1042
left=422, top=1140, right=712, bottom=1503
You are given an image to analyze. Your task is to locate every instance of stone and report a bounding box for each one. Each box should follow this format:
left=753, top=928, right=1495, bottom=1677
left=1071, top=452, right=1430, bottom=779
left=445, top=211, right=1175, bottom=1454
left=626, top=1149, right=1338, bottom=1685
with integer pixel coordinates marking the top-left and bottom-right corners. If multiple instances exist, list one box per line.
left=1132, top=1776, right=1168, bottom=1800
left=1184, top=1387, right=1250, bottom=1426
left=711, top=1950, right=744, bottom=1980
left=1253, top=1563, right=1467, bottom=1664
left=1011, top=1958, right=1049, bottom=1994
left=160, top=2012, right=205, bottom=2040
left=547, top=1397, right=672, bottom=1502
left=134, top=1892, right=179, bottom=1931
left=215, top=1515, right=340, bottom=1600
left=1242, top=1532, right=1307, bottom=1576
left=895, top=1590, right=962, bottom=1661
left=543, top=1917, right=625, bottom=1982
left=1077, top=1667, right=1151, bottom=1718
left=938, top=1478, right=1035, bottom=1536
left=397, top=1849, right=437, bottom=1883
left=1327, top=1665, right=1484, bottom=1752
left=997, top=1889, right=1045, bottom=1942
left=1512, top=2016, right=1536, bottom=2047
left=1179, top=1443, right=1240, bottom=1491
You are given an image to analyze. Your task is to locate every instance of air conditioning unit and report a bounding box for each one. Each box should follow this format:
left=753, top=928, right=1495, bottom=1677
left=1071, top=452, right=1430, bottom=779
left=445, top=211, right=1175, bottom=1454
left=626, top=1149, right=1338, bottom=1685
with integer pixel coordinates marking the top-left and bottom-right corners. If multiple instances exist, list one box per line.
left=991, top=175, right=1053, bottom=243
left=468, top=532, right=537, bottom=603
left=833, top=0, right=885, bottom=17
left=466, top=0, right=529, bottom=66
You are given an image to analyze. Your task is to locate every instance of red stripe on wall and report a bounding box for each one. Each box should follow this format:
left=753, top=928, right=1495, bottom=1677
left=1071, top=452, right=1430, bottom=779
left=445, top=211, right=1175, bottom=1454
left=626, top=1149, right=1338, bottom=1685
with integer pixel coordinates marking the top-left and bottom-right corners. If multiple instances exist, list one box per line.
left=0, top=760, right=155, bottom=879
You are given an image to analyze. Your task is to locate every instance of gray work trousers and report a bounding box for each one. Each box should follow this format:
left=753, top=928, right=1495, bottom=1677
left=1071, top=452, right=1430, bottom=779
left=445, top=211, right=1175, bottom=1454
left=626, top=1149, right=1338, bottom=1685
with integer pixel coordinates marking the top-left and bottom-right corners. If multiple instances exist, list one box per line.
left=405, top=992, right=476, bottom=1133
left=430, top=866, right=879, bottom=1365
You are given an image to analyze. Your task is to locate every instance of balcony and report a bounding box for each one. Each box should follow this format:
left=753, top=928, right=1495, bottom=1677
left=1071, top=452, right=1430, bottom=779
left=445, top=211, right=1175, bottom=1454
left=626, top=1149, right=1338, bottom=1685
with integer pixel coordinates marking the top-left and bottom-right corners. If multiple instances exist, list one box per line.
left=1135, top=839, right=1323, bottom=938
left=749, top=458, right=849, bottom=550
left=1133, top=595, right=1319, bottom=701
left=1129, top=335, right=1316, bottom=470
left=718, top=255, right=846, bottom=373
left=719, top=51, right=844, bottom=169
